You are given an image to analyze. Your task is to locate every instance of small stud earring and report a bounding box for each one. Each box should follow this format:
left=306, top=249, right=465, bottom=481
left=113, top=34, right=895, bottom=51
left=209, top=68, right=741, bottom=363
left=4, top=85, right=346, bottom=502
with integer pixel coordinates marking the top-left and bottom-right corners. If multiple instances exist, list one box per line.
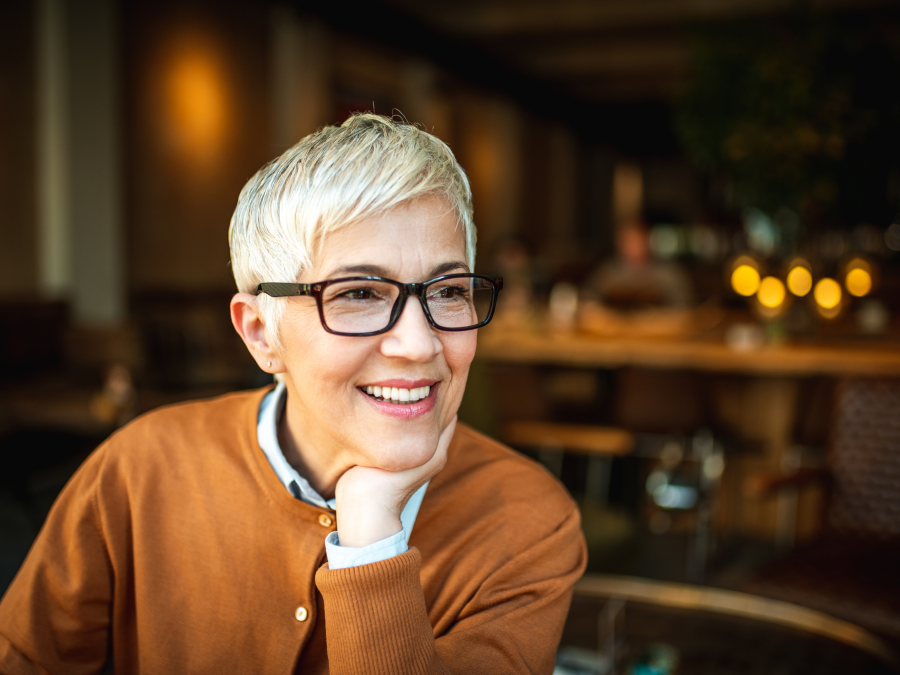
left=267, top=361, right=272, bottom=368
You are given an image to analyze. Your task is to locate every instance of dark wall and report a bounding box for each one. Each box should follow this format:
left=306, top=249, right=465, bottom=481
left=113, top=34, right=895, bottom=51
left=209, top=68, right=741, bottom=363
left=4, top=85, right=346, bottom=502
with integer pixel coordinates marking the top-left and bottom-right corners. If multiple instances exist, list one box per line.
left=0, top=3, right=38, bottom=297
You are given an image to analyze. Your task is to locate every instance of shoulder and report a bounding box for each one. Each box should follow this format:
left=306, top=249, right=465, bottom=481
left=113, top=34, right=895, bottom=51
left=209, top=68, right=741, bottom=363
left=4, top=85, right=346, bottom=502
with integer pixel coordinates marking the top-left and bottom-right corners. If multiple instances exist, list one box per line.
left=447, top=423, right=561, bottom=477
left=428, top=423, right=579, bottom=534
left=444, top=423, right=557, bottom=485
left=86, top=387, right=271, bottom=488
left=415, top=423, right=586, bottom=594
left=101, top=387, right=269, bottom=457
left=116, top=387, right=268, bottom=441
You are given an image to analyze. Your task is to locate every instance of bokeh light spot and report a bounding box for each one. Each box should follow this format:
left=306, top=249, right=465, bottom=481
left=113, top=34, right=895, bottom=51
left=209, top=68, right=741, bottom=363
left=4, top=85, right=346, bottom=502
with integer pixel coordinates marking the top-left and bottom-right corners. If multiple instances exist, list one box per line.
left=757, top=276, right=786, bottom=309
left=164, top=39, right=228, bottom=164
left=885, top=223, right=900, bottom=252
left=845, top=268, right=872, bottom=297
left=731, top=264, right=761, bottom=297
left=814, top=278, right=842, bottom=310
left=786, top=266, right=812, bottom=297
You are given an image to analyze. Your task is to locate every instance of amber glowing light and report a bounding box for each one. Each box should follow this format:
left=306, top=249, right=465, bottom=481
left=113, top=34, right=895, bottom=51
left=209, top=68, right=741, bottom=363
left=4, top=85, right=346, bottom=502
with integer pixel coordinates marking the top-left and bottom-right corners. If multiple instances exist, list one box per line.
left=731, top=264, right=761, bottom=297
left=757, top=276, right=786, bottom=309
left=787, top=266, right=813, bottom=297
left=845, top=268, right=872, bottom=297
left=164, top=38, right=228, bottom=163
left=814, top=278, right=842, bottom=310
left=843, top=258, right=873, bottom=298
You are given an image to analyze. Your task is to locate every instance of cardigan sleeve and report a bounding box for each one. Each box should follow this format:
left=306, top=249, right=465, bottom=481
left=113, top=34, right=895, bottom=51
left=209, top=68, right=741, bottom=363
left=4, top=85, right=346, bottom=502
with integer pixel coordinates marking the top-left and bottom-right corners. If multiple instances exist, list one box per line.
left=0, top=448, right=112, bottom=675
left=315, top=498, right=586, bottom=675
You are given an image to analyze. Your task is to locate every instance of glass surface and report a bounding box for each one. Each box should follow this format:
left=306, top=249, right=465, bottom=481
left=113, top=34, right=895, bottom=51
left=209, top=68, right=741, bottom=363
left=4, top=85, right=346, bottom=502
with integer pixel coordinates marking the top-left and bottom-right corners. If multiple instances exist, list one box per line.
left=321, top=275, right=494, bottom=333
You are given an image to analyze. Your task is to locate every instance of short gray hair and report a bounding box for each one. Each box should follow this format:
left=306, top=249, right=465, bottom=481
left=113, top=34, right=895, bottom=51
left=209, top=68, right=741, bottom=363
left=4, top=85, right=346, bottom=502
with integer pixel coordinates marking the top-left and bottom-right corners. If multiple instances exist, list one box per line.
left=228, top=113, right=476, bottom=347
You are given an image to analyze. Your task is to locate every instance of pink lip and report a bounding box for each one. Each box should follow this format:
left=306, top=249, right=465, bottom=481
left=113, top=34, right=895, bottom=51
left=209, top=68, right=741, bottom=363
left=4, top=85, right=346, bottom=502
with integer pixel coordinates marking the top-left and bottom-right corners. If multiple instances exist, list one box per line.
left=360, top=378, right=437, bottom=389
left=358, top=383, right=439, bottom=419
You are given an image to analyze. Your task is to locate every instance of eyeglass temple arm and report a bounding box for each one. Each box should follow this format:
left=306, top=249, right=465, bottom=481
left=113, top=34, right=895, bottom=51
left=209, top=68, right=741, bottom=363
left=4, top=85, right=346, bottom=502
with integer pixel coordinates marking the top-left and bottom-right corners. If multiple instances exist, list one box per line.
left=255, top=283, right=315, bottom=297
left=257, top=276, right=503, bottom=297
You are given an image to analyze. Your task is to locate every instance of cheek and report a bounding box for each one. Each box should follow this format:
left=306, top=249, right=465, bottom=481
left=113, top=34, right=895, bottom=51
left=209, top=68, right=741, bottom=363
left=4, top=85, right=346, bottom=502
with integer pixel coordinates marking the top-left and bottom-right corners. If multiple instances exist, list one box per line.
left=443, top=332, right=477, bottom=393
left=278, top=314, right=317, bottom=370
left=277, top=303, right=319, bottom=346
left=280, top=310, right=371, bottom=389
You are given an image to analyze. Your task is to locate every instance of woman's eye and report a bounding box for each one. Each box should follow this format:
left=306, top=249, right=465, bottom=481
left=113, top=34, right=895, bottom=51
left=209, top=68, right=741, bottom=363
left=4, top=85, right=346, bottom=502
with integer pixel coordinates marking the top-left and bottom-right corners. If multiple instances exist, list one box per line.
left=431, top=285, right=468, bottom=299
left=338, top=288, right=377, bottom=301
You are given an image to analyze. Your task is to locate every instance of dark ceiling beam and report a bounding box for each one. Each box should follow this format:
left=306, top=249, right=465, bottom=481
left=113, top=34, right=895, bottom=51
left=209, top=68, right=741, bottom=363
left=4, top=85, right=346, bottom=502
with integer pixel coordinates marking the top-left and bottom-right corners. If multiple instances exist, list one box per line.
left=288, top=0, right=594, bottom=126
left=393, top=0, right=898, bottom=37
left=477, top=23, right=688, bottom=53
left=560, top=74, right=689, bottom=103
left=515, top=40, right=688, bottom=77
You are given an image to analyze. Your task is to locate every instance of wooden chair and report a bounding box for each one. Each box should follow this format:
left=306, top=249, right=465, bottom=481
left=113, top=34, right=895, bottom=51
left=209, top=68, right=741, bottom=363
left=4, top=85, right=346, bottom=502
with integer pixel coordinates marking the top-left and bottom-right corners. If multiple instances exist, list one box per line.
left=499, top=366, right=723, bottom=582
left=560, top=574, right=899, bottom=673
left=504, top=420, right=634, bottom=504
left=743, top=377, right=900, bottom=645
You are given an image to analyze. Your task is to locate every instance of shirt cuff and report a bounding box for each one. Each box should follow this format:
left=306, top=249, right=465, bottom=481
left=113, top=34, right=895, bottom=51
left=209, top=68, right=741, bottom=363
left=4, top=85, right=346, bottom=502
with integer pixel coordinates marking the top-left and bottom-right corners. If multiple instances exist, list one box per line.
left=324, top=529, right=408, bottom=570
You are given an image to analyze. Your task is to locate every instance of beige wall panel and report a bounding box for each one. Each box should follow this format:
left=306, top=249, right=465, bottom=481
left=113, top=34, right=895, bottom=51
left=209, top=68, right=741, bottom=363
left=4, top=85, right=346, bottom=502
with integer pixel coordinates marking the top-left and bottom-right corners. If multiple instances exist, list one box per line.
left=456, top=93, right=522, bottom=266
left=269, top=10, right=333, bottom=151
left=125, top=2, right=271, bottom=294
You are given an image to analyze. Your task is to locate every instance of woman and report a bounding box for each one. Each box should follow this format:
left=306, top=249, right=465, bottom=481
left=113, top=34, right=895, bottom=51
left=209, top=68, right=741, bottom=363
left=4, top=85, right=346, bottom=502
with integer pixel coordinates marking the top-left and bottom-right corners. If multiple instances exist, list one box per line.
left=0, top=114, right=586, bottom=673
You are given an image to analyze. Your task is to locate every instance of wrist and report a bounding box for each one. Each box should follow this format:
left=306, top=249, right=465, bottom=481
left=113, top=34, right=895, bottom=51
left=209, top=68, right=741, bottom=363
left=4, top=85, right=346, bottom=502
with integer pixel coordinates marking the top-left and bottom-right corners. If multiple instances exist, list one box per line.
left=336, top=501, right=403, bottom=548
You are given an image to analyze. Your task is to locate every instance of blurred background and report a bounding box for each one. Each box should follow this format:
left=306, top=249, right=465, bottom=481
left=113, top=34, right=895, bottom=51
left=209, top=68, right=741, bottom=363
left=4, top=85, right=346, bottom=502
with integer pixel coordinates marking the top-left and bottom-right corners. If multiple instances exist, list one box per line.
left=2, top=0, right=900, bottom=670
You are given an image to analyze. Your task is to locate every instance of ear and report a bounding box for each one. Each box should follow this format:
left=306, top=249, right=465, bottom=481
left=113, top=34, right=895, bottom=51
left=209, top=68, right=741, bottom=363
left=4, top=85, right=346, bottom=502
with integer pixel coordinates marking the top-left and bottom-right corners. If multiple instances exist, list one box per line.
left=230, top=293, right=285, bottom=373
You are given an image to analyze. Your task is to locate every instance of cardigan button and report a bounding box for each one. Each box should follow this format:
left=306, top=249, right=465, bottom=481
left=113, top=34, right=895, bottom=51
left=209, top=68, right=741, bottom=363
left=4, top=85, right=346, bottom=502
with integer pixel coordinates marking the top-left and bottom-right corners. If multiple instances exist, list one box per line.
left=318, top=513, right=334, bottom=527
left=295, top=606, right=308, bottom=622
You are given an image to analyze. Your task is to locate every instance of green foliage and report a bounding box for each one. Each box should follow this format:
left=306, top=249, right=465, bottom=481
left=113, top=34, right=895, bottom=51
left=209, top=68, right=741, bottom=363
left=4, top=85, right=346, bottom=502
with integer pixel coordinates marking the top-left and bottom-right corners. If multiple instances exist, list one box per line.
left=676, top=12, right=900, bottom=223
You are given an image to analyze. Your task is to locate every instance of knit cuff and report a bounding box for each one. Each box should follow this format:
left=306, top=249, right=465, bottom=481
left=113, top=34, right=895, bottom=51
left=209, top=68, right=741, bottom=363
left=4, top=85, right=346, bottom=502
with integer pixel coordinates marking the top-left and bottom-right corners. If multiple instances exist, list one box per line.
left=315, top=548, right=435, bottom=674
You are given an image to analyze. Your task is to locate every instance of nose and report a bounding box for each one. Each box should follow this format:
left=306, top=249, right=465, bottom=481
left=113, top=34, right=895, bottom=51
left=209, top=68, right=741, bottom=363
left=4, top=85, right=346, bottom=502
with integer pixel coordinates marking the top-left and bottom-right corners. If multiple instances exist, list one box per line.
left=379, top=296, right=443, bottom=361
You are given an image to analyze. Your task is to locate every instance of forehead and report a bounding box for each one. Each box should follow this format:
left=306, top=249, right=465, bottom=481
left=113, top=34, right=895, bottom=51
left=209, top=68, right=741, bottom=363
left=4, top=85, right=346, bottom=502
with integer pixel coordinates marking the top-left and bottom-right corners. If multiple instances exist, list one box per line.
left=308, top=197, right=467, bottom=280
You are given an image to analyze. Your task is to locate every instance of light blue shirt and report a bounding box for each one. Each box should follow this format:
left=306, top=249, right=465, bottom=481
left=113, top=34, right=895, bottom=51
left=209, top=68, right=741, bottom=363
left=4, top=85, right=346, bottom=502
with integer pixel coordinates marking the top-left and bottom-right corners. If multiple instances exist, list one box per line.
left=257, top=381, right=427, bottom=569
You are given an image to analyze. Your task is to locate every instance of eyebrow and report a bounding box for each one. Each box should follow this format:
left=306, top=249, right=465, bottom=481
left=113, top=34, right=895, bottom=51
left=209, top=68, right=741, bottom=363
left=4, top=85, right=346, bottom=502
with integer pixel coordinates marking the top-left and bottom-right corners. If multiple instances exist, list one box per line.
left=328, top=260, right=470, bottom=279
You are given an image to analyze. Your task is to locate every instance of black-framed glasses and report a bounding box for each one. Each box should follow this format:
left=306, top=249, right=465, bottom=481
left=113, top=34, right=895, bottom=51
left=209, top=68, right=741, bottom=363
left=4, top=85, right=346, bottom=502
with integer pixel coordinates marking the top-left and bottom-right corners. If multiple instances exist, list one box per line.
left=256, top=273, right=503, bottom=336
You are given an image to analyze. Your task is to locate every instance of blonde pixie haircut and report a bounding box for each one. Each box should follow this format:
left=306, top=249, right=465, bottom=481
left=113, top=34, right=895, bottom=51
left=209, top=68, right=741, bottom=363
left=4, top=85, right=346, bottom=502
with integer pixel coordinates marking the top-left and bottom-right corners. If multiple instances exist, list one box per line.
left=229, top=113, right=476, bottom=347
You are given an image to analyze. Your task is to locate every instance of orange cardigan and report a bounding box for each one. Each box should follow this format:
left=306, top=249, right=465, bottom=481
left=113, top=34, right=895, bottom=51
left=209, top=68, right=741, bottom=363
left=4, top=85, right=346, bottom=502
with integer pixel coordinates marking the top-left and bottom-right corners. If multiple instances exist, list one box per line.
left=0, top=388, right=586, bottom=674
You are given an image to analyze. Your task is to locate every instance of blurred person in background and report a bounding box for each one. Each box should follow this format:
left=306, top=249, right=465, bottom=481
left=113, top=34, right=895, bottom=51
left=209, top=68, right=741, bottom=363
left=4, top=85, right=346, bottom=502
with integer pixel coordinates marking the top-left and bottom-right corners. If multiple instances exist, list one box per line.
left=0, top=114, right=586, bottom=674
left=583, top=220, right=694, bottom=310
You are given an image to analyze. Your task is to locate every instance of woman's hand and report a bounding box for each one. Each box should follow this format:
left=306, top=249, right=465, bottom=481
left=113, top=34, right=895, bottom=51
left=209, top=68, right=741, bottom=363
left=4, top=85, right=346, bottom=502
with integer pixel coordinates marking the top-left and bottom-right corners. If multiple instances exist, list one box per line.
left=333, top=417, right=457, bottom=549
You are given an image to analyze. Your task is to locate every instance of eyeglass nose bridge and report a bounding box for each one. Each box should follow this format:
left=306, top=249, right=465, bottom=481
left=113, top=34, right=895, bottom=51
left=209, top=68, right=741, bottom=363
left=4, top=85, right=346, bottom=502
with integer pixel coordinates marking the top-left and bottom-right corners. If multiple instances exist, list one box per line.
left=387, top=282, right=434, bottom=329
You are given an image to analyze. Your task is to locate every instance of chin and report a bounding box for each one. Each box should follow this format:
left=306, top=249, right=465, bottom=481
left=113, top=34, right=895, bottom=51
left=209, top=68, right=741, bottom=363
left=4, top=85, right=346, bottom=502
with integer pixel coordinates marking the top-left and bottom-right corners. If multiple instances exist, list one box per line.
left=363, top=430, right=441, bottom=471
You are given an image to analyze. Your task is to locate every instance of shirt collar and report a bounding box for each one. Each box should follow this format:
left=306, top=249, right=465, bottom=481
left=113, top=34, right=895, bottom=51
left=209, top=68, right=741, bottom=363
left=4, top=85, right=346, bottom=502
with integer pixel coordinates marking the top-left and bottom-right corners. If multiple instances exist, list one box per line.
left=256, top=380, right=426, bottom=539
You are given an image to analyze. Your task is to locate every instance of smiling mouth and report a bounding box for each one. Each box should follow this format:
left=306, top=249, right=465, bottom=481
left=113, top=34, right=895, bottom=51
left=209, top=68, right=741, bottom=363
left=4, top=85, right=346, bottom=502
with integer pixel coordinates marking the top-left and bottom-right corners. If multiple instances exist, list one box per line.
left=359, top=385, right=432, bottom=404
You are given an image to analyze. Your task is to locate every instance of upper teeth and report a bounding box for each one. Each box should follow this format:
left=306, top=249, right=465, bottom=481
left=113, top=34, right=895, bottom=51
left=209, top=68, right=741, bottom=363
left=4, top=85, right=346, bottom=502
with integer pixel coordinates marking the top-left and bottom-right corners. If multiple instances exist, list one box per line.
left=365, top=385, right=431, bottom=402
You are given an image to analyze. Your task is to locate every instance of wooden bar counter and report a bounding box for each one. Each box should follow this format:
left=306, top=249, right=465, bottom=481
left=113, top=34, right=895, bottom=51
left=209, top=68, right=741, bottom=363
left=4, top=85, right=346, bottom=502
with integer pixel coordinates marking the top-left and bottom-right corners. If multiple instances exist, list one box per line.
left=473, top=310, right=900, bottom=542
left=476, top=321, right=900, bottom=377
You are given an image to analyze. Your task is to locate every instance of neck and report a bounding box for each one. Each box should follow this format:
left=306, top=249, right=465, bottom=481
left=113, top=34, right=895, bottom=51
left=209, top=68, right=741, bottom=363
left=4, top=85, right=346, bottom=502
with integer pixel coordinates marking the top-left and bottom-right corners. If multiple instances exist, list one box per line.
left=277, top=382, right=350, bottom=500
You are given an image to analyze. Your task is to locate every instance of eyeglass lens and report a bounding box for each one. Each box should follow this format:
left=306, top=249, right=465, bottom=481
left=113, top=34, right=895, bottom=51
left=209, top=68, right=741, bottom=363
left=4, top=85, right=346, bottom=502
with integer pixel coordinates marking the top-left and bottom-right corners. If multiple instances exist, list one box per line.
left=320, top=276, right=494, bottom=334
